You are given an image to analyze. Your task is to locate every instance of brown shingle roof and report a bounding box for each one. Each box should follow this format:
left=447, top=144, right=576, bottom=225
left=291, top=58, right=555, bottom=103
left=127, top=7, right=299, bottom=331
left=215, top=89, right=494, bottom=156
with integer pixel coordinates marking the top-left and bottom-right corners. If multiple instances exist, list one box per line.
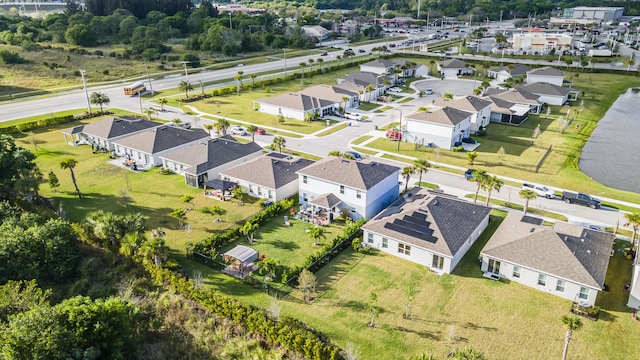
left=300, top=85, right=358, bottom=102
left=484, top=88, right=541, bottom=105
left=297, top=157, right=400, bottom=191
left=363, top=189, right=491, bottom=257
left=221, top=153, right=314, bottom=189
left=517, top=82, right=571, bottom=97
left=405, top=106, right=472, bottom=126
left=481, top=212, right=614, bottom=289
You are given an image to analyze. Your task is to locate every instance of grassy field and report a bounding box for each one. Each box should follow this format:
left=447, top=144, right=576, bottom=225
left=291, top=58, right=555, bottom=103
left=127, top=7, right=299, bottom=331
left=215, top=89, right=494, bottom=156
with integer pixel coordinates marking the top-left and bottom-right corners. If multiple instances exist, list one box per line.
left=315, top=122, right=349, bottom=137
left=351, top=135, right=373, bottom=145
left=358, top=102, right=382, bottom=111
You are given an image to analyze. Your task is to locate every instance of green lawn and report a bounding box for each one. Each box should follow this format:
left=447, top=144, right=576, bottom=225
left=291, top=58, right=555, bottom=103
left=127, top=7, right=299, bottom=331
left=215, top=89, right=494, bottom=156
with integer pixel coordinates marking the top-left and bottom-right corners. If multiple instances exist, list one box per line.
left=351, top=135, right=373, bottom=145
left=379, top=122, right=399, bottom=131
left=358, top=102, right=382, bottom=111
left=315, top=122, right=349, bottom=137
left=396, top=97, right=414, bottom=104
left=374, top=106, right=394, bottom=113
left=464, top=194, right=569, bottom=221
left=352, top=147, right=377, bottom=156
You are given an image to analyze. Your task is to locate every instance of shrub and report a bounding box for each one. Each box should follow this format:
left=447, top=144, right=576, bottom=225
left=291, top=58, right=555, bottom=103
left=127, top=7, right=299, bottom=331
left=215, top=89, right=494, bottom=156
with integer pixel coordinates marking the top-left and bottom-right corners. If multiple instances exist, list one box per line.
left=351, top=236, right=362, bottom=252
left=451, top=146, right=464, bottom=152
left=180, top=194, right=194, bottom=203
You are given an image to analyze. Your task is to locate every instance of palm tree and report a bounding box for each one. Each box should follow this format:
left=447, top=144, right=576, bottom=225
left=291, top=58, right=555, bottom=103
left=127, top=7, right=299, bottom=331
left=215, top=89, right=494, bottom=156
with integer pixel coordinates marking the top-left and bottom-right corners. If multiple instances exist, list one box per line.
left=272, top=136, right=286, bottom=153
left=316, top=57, right=324, bottom=69
left=365, top=84, right=374, bottom=103
left=158, top=98, right=168, bottom=111
left=402, top=166, right=416, bottom=193
left=89, top=92, right=110, bottom=114
left=241, top=221, right=259, bottom=243
left=119, top=232, right=146, bottom=258
left=143, top=108, right=154, bottom=120
left=247, top=125, right=259, bottom=142
left=308, top=225, right=326, bottom=246
left=624, top=212, right=640, bottom=251
left=341, top=96, right=349, bottom=113
left=203, top=123, right=213, bottom=136
left=561, top=315, right=583, bottom=360
left=299, top=61, right=306, bottom=84
left=484, top=175, right=503, bottom=206
left=307, top=58, right=314, bottom=72
left=519, top=189, right=537, bottom=215
left=141, top=237, right=168, bottom=267
left=472, top=170, right=489, bottom=203
left=60, top=158, right=81, bottom=198
left=234, top=71, right=244, bottom=94
left=249, top=73, right=257, bottom=87
left=179, top=80, right=192, bottom=99
left=215, top=118, right=230, bottom=136
left=413, top=159, right=430, bottom=188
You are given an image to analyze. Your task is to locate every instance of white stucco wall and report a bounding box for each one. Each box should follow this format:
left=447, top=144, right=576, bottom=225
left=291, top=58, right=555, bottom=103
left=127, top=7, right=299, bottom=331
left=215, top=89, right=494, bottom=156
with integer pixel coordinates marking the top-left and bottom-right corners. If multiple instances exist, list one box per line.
left=470, top=105, right=492, bottom=133
left=480, top=257, right=600, bottom=306
left=257, top=103, right=307, bottom=121
left=405, top=117, right=470, bottom=148
left=526, top=74, right=564, bottom=87
left=532, top=93, right=568, bottom=106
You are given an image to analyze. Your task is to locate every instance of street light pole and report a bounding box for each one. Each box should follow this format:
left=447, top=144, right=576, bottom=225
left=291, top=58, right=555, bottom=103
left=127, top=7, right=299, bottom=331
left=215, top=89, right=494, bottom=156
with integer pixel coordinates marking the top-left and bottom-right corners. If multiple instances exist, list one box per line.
left=397, top=109, right=403, bottom=151
left=80, top=69, right=91, bottom=115
left=144, top=61, right=154, bottom=96
left=229, top=12, right=232, bottom=29
left=182, top=61, right=189, bottom=83
left=283, top=48, right=287, bottom=77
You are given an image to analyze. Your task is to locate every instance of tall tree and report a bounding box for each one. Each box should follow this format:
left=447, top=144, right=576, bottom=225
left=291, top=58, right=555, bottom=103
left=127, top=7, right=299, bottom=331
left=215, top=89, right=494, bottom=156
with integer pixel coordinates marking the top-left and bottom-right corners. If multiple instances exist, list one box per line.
left=249, top=73, right=257, bottom=87
left=402, top=166, right=416, bottom=193
left=297, top=269, right=317, bottom=302
left=60, top=158, right=81, bottom=198
left=368, top=292, right=378, bottom=328
left=561, top=315, right=583, bottom=360
left=241, top=221, right=259, bottom=243
left=203, top=123, right=213, bottom=136
left=308, top=225, right=325, bottom=246
left=47, top=171, right=60, bottom=192
left=624, top=212, right=640, bottom=251
left=0, top=135, right=39, bottom=200
left=179, top=80, right=192, bottom=99
left=272, top=136, right=286, bottom=153
left=472, top=170, right=489, bottom=203
left=484, top=175, right=503, bottom=206
left=247, top=125, right=259, bottom=142
left=404, top=281, right=418, bottom=320
left=413, top=159, right=430, bottom=187
left=215, top=118, right=230, bottom=136
left=89, top=91, right=110, bottom=113
left=519, top=189, right=537, bottom=215
left=158, top=98, right=168, bottom=111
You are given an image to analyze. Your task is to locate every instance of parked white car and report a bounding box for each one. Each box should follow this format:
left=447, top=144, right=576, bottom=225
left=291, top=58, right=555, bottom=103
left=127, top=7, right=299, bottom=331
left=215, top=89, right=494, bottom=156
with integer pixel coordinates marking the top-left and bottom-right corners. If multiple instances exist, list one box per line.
left=344, top=113, right=362, bottom=121
left=522, top=183, right=556, bottom=199
left=388, top=87, right=403, bottom=93
left=230, top=126, right=247, bottom=135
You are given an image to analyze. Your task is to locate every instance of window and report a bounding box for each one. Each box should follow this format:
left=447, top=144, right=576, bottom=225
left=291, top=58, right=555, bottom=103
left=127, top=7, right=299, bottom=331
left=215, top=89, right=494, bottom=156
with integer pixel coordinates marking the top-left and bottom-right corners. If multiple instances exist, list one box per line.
left=538, top=274, right=547, bottom=286
left=350, top=207, right=356, bottom=213
left=556, top=280, right=566, bottom=293
left=398, top=243, right=411, bottom=256
left=268, top=190, right=274, bottom=200
left=488, top=259, right=501, bottom=274
left=578, top=287, right=589, bottom=300
left=302, top=175, right=307, bottom=184
left=356, top=190, right=362, bottom=199
left=257, top=187, right=262, bottom=196
left=302, top=193, right=308, bottom=202
left=432, top=255, right=444, bottom=270
left=249, top=185, right=254, bottom=194
left=367, top=233, right=374, bottom=244
left=382, top=238, right=388, bottom=248
left=340, top=185, right=345, bottom=194
left=513, top=266, right=521, bottom=278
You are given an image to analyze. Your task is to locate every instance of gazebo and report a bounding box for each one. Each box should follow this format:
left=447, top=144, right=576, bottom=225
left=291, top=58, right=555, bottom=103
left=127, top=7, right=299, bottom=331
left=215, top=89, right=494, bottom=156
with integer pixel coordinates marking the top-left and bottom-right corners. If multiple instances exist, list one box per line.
left=203, top=179, right=237, bottom=201
left=222, top=245, right=259, bottom=278
left=302, top=193, right=342, bottom=225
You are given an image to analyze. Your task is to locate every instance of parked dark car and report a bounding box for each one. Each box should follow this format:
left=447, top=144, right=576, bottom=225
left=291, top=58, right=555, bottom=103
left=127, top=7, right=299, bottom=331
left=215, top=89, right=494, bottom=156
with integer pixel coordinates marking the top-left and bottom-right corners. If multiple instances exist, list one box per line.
left=461, top=137, right=477, bottom=144
left=345, top=151, right=362, bottom=160
left=561, top=191, right=601, bottom=209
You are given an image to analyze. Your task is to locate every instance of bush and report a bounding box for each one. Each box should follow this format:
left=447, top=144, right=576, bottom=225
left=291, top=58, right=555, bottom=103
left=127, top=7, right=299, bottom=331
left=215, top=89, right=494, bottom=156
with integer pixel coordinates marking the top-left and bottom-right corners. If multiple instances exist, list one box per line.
left=351, top=236, right=363, bottom=252
left=180, top=194, right=194, bottom=203
left=451, top=146, right=464, bottom=152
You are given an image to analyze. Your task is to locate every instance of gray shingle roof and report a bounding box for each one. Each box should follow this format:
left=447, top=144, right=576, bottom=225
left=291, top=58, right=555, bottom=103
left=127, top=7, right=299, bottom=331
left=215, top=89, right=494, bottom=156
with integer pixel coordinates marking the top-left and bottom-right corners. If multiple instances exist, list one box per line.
left=340, top=71, right=387, bottom=88
left=221, top=153, right=314, bottom=189
left=484, top=88, right=541, bottom=104
left=112, top=125, right=209, bottom=154
left=310, top=193, right=343, bottom=209
left=256, top=92, right=335, bottom=111
left=527, top=66, right=565, bottom=77
left=439, top=58, right=469, bottom=69
left=489, top=64, right=532, bottom=76
left=363, top=188, right=491, bottom=257
left=517, top=82, right=571, bottom=97
left=433, top=96, right=492, bottom=112
left=481, top=212, right=614, bottom=289
left=361, top=58, right=397, bottom=69
left=406, top=106, right=472, bottom=126
left=160, top=136, right=263, bottom=176
left=81, top=116, right=160, bottom=139
left=300, top=85, right=358, bottom=102
left=297, top=156, right=400, bottom=191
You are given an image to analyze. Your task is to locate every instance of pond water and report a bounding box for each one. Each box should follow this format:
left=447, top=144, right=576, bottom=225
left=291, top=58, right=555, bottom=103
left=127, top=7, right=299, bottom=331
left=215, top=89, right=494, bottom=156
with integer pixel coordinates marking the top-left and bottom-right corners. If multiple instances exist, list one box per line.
left=579, top=88, right=640, bottom=193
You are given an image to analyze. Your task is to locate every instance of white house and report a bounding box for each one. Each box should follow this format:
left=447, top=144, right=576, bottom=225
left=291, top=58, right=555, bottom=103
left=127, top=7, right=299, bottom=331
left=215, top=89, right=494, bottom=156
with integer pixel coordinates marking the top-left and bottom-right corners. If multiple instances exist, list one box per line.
left=297, top=157, right=400, bottom=220
left=360, top=59, right=398, bottom=75
left=159, top=135, right=263, bottom=188
left=433, top=96, right=493, bottom=133
left=526, top=66, right=565, bottom=86
left=62, top=116, right=160, bottom=150
left=220, top=153, right=315, bottom=202
left=487, top=64, right=532, bottom=83
left=300, top=85, right=359, bottom=109
left=437, top=59, right=473, bottom=78
left=394, top=59, right=429, bottom=78
left=483, top=95, right=531, bottom=125
left=301, top=25, right=330, bottom=41
left=517, top=82, right=577, bottom=106
left=111, top=125, right=209, bottom=169
left=627, top=263, right=640, bottom=310
left=254, top=92, right=337, bottom=121
left=362, top=188, right=491, bottom=274
left=485, top=88, right=543, bottom=115
left=404, top=106, right=472, bottom=148
left=338, top=71, right=390, bottom=100
left=481, top=212, right=615, bottom=307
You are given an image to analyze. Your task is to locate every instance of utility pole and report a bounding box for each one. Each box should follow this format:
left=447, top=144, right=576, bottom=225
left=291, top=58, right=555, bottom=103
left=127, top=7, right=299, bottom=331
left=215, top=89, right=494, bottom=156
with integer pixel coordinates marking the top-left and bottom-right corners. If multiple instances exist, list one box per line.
left=283, top=48, right=287, bottom=77
left=181, top=61, right=189, bottom=83
left=426, top=11, right=430, bottom=30
left=144, top=61, right=154, bottom=96
left=229, top=11, right=232, bottom=29
left=80, top=69, right=91, bottom=115
left=417, top=0, right=421, bottom=18
left=397, top=109, right=403, bottom=151
left=500, top=10, right=504, bottom=25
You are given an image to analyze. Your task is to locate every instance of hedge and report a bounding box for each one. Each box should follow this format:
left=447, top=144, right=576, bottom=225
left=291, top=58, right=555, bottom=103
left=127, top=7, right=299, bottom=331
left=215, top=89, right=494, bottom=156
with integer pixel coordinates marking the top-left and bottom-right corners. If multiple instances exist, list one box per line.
left=0, top=111, right=113, bottom=134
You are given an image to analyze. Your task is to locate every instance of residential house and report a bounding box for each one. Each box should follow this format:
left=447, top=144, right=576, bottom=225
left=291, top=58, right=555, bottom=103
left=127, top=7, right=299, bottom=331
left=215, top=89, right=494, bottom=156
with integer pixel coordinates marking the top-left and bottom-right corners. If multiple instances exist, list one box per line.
left=111, top=125, right=209, bottom=169
left=526, top=66, right=565, bottom=87
left=360, top=59, right=398, bottom=75
left=362, top=188, right=491, bottom=274
left=338, top=71, right=390, bottom=101
left=627, top=263, right=640, bottom=310
left=481, top=212, right=615, bottom=306
left=487, top=64, right=532, bottom=83
left=517, top=82, right=578, bottom=106
left=485, top=88, right=543, bottom=114
left=159, top=135, right=263, bottom=188
left=297, top=157, right=400, bottom=220
left=254, top=92, right=336, bottom=121
left=300, top=85, right=359, bottom=110
left=393, top=59, right=430, bottom=78
left=437, top=59, right=473, bottom=78
left=404, top=106, right=473, bottom=148
left=62, top=116, right=160, bottom=150
left=483, top=95, right=531, bottom=125
left=301, top=25, right=330, bottom=41
left=220, top=152, right=314, bottom=202
left=433, top=96, right=492, bottom=133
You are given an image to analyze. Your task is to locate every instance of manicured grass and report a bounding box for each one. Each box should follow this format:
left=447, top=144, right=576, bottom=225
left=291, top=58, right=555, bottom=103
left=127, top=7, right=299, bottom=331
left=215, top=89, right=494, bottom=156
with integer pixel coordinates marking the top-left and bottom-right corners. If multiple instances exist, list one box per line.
left=396, top=97, right=414, bottom=104
left=351, top=135, right=373, bottom=145
left=315, top=122, right=349, bottom=137
left=351, top=147, right=377, bottom=156
left=415, top=182, right=440, bottom=189
left=199, top=115, right=305, bottom=139
left=358, top=102, right=382, bottom=111
left=378, top=122, right=399, bottom=131
left=0, top=109, right=84, bottom=128
left=374, top=106, right=393, bottom=113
